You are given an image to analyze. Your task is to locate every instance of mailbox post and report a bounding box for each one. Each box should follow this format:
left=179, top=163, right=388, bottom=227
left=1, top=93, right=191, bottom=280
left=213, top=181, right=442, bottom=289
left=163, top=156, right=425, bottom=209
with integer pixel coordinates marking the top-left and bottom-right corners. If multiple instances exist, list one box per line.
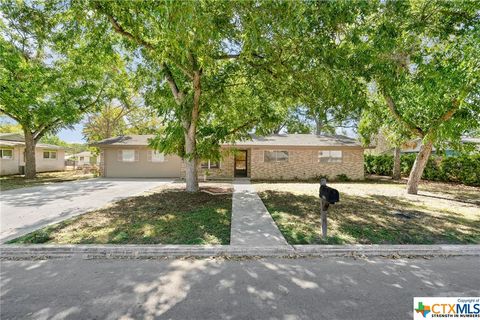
left=318, top=178, right=339, bottom=239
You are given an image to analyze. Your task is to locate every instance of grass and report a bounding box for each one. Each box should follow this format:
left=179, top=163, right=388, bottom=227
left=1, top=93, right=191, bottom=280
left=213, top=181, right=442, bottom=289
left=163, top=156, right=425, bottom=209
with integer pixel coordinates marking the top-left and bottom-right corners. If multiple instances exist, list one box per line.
left=254, top=181, right=480, bottom=245
left=8, top=186, right=232, bottom=245
left=0, top=171, right=94, bottom=191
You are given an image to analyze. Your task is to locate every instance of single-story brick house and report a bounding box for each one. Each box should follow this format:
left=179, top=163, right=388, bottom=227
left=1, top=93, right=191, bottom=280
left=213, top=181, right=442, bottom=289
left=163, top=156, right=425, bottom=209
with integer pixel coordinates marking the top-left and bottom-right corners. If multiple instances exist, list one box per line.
left=0, top=133, right=65, bottom=176
left=93, top=134, right=366, bottom=180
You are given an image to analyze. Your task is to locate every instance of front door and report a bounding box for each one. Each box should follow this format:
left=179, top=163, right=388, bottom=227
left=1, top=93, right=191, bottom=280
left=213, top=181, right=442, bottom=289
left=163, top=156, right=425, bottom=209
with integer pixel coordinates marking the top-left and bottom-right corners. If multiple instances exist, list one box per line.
left=234, top=150, right=248, bottom=177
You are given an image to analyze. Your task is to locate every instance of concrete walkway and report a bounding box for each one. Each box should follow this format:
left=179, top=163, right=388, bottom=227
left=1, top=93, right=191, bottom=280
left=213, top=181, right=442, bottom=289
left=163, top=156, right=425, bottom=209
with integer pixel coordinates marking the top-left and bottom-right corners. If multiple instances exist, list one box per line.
left=0, top=178, right=173, bottom=243
left=231, top=178, right=288, bottom=246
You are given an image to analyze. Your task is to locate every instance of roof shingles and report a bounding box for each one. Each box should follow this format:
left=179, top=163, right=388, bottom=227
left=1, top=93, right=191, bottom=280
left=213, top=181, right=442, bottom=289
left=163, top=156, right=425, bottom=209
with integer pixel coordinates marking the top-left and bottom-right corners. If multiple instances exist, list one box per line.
left=225, top=134, right=362, bottom=147
left=92, top=133, right=364, bottom=148
left=92, top=135, right=156, bottom=146
left=0, top=133, right=64, bottom=149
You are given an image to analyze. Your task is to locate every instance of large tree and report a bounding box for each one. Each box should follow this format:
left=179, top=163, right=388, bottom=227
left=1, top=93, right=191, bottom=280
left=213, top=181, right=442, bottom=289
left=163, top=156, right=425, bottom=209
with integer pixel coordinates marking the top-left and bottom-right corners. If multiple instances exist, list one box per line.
left=281, top=1, right=372, bottom=137
left=77, top=1, right=303, bottom=192
left=82, top=104, right=129, bottom=143
left=359, top=0, right=480, bottom=194
left=83, top=102, right=163, bottom=142
left=0, top=1, right=120, bottom=178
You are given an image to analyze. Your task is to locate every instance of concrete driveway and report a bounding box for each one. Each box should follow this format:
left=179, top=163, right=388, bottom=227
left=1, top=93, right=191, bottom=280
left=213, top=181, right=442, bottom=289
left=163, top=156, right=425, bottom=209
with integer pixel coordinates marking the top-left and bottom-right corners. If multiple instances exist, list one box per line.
left=0, top=178, right=173, bottom=242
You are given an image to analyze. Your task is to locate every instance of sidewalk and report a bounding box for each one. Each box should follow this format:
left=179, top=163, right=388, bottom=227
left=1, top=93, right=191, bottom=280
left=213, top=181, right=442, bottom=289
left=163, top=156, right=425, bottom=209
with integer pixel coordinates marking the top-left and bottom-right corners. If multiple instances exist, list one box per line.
left=230, top=179, right=288, bottom=246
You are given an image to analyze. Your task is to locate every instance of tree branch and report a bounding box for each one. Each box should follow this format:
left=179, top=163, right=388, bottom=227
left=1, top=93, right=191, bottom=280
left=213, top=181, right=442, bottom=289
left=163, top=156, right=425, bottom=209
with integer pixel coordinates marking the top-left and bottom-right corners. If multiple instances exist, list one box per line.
left=214, top=51, right=267, bottom=61
left=33, top=79, right=109, bottom=141
left=438, top=99, right=460, bottom=123
left=0, top=107, right=23, bottom=124
left=162, top=63, right=185, bottom=103
left=94, top=3, right=156, bottom=51
left=225, top=118, right=260, bottom=137
left=214, top=54, right=241, bottom=60
left=425, top=99, right=461, bottom=139
left=175, top=63, right=194, bottom=80
left=382, top=92, right=425, bottom=137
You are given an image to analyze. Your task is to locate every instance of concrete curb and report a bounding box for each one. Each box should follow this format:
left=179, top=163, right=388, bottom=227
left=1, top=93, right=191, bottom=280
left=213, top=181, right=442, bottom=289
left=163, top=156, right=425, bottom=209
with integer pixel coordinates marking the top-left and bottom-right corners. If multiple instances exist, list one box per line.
left=1, top=244, right=479, bottom=260
left=293, top=244, right=480, bottom=257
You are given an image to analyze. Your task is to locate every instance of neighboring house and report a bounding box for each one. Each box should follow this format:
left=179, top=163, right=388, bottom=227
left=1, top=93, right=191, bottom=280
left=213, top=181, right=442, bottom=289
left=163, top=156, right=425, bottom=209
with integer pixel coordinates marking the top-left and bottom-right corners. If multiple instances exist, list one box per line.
left=401, top=137, right=480, bottom=155
left=92, top=134, right=367, bottom=180
left=368, top=134, right=480, bottom=156
left=65, top=151, right=99, bottom=167
left=0, top=133, right=65, bottom=176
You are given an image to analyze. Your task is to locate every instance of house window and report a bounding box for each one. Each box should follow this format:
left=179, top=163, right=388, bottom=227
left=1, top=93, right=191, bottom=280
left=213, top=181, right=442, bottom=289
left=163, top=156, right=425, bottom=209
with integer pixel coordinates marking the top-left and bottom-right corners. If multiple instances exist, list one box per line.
left=264, top=151, right=289, bottom=162
left=43, top=151, right=57, bottom=159
left=79, top=156, right=84, bottom=161
left=121, top=150, right=136, bottom=162
left=150, top=150, right=165, bottom=162
left=201, top=160, right=220, bottom=169
left=0, top=149, right=13, bottom=159
left=318, top=150, right=342, bottom=163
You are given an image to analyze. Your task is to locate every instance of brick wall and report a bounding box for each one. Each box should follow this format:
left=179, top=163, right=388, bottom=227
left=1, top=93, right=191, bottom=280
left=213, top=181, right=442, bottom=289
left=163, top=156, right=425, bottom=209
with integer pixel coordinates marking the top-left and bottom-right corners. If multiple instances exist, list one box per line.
left=179, top=147, right=365, bottom=181
left=250, top=147, right=364, bottom=180
left=180, top=152, right=235, bottom=180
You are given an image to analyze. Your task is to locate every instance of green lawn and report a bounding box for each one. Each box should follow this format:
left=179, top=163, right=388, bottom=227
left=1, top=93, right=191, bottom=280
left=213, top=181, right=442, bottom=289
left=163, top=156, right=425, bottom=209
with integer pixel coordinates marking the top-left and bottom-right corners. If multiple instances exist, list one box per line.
left=8, top=187, right=232, bottom=245
left=0, top=171, right=94, bottom=191
left=255, top=181, right=480, bottom=245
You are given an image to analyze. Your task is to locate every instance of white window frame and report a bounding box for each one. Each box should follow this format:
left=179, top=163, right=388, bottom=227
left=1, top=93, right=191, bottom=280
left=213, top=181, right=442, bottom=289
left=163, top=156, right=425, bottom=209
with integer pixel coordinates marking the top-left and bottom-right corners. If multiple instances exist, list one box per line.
left=43, top=150, right=57, bottom=160
left=318, top=150, right=343, bottom=163
left=0, top=148, right=13, bottom=160
left=201, top=160, right=220, bottom=169
left=121, top=149, right=136, bottom=162
left=150, top=150, right=165, bottom=162
left=263, top=150, right=289, bottom=163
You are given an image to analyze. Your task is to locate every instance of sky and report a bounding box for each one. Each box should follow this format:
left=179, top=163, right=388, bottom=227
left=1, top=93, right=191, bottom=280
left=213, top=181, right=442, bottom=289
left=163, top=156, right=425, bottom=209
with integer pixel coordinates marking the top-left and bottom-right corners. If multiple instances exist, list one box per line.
left=58, top=123, right=86, bottom=143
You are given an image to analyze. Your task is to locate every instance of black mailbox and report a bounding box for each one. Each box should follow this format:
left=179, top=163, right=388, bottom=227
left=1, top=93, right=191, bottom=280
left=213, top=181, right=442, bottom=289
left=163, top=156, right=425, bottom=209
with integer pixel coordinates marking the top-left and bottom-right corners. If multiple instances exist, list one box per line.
left=318, top=178, right=339, bottom=239
left=319, top=185, right=340, bottom=204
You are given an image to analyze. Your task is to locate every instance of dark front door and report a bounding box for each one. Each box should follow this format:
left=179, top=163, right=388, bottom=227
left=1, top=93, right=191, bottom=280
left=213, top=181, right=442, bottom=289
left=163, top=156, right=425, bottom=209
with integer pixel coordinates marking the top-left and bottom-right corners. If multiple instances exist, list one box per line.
left=234, top=150, right=248, bottom=177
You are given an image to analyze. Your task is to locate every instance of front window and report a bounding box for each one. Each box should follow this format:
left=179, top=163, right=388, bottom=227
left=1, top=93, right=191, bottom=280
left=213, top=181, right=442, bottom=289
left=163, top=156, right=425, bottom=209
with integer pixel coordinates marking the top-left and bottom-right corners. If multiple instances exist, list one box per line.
left=318, top=150, right=342, bottom=163
left=201, top=160, right=220, bottom=169
left=79, top=156, right=84, bottom=161
left=0, top=149, right=13, bottom=159
left=264, top=151, right=289, bottom=162
left=43, top=151, right=57, bottom=159
left=121, top=150, right=136, bottom=162
left=151, top=150, right=165, bottom=162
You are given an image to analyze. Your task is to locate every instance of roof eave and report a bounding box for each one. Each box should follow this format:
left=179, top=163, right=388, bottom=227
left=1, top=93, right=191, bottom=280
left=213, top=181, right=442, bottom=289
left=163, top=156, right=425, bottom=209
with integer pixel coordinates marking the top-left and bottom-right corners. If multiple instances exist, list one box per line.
left=222, top=143, right=366, bottom=148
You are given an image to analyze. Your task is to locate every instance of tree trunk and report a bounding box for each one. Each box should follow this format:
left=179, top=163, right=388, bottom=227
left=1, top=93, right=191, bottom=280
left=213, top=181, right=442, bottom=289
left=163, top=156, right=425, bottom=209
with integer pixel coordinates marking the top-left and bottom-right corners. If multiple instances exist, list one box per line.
left=392, top=147, right=401, bottom=180
left=315, top=117, right=322, bottom=135
left=184, top=69, right=201, bottom=193
left=24, top=130, right=37, bottom=179
left=184, top=130, right=199, bottom=192
left=406, top=140, right=433, bottom=194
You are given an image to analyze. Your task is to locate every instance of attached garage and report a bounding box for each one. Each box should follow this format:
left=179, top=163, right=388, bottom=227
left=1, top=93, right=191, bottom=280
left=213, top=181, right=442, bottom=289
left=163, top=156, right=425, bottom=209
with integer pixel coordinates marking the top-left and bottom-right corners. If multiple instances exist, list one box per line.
left=93, top=135, right=182, bottom=178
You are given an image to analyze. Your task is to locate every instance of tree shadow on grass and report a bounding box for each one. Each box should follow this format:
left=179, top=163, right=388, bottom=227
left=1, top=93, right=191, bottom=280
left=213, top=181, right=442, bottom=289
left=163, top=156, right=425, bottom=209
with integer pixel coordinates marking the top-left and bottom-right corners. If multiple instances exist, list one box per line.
left=416, top=184, right=480, bottom=206
left=259, top=190, right=480, bottom=245
left=8, top=189, right=232, bottom=245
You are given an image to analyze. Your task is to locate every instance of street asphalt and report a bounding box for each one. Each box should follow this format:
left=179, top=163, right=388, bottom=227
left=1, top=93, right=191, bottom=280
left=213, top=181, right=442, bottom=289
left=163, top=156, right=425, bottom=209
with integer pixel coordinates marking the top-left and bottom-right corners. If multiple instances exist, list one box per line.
left=0, top=178, right=173, bottom=242
left=1, top=256, right=479, bottom=320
